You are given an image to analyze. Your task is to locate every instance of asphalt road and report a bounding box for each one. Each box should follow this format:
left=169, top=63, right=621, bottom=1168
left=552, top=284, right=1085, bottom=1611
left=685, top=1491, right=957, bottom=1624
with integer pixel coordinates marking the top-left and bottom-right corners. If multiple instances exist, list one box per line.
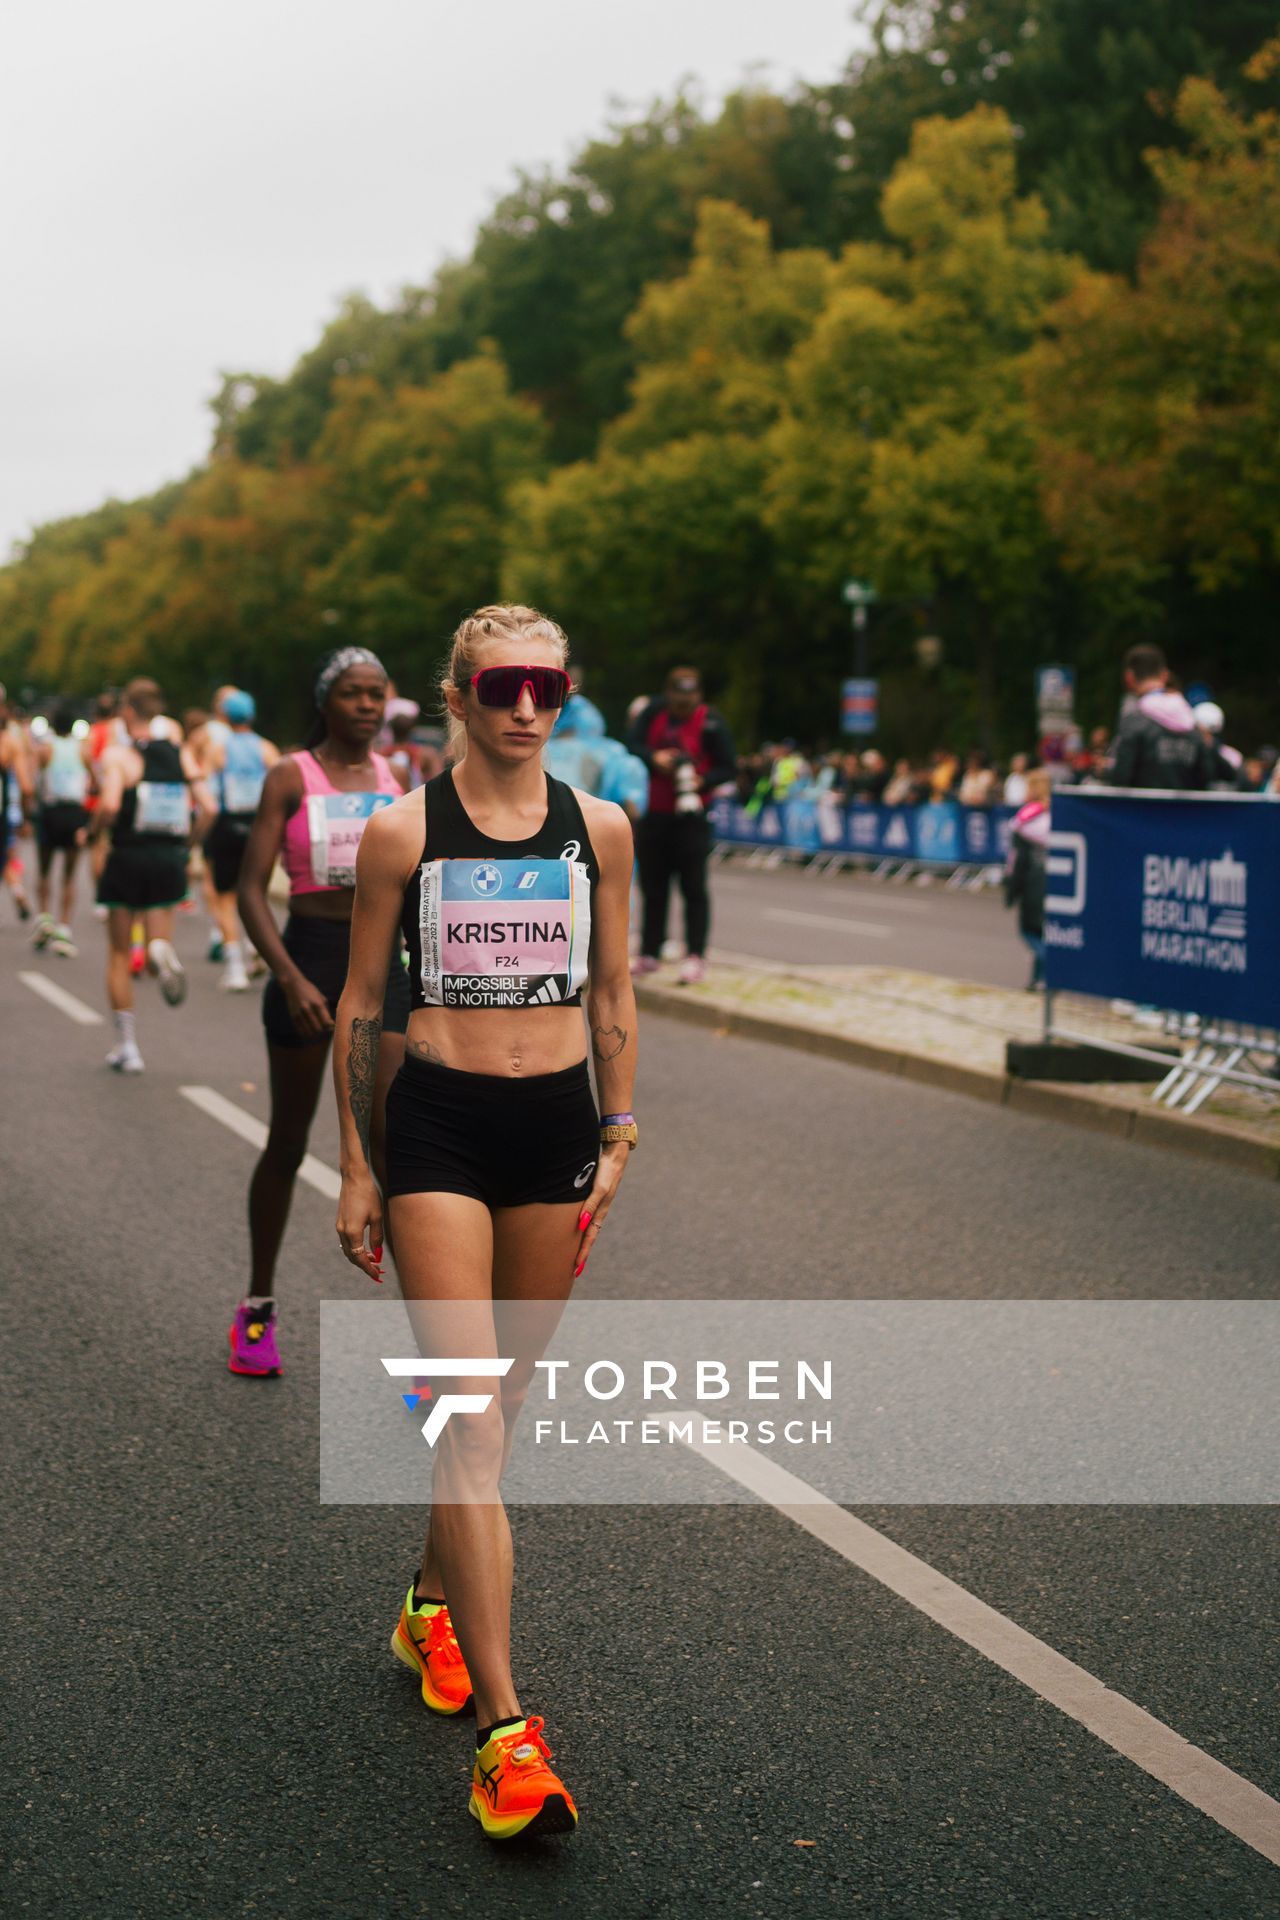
left=3, top=892, right=1278, bottom=1918
left=699, top=854, right=1030, bottom=987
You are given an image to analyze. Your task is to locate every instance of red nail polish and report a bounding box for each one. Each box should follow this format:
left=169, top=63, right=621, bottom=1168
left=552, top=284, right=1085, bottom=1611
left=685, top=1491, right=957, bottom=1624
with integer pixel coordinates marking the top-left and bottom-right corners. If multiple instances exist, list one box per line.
left=373, top=1246, right=383, bottom=1259
left=573, top=1260, right=585, bottom=1278
left=577, top=1210, right=591, bottom=1233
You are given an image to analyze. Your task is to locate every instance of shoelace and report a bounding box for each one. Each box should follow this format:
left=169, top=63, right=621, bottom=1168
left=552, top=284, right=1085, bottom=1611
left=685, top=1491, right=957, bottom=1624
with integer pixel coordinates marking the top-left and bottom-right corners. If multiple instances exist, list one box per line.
left=425, top=1610, right=466, bottom=1670
left=494, top=1715, right=553, bottom=1769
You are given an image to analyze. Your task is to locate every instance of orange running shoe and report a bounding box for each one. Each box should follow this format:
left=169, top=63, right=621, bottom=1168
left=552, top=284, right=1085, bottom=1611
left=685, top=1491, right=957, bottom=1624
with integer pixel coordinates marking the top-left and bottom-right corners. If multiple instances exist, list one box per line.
left=470, top=1716, right=579, bottom=1841
left=390, top=1585, right=473, bottom=1716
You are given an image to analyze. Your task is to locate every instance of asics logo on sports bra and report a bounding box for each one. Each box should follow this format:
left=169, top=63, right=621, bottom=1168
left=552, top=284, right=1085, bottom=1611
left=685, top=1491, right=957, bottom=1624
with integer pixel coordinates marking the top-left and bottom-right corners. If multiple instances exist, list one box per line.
left=470, top=863, right=503, bottom=896
left=573, top=1161, right=596, bottom=1189
left=560, top=840, right=581, bottom=862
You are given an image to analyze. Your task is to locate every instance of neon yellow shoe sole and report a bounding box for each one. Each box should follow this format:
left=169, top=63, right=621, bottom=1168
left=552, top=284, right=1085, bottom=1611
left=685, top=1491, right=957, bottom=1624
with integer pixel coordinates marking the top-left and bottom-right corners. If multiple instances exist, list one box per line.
left=468, top=1787, right=578, bottom=1840
left=389, top=1622, right=473, bottom=1716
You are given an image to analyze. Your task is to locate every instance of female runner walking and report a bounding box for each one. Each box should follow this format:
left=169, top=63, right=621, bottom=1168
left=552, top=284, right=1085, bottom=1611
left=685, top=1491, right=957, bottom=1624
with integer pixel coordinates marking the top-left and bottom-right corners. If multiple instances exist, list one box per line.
left=234, top=648, right=410, bottom=1376
left=333, top=606, right=637, bottom=1840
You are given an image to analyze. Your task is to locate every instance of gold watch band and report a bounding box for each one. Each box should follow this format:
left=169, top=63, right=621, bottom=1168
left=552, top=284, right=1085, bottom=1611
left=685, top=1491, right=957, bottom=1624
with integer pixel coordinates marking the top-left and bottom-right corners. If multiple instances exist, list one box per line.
left=600, top=1122, right=639, bottom=1149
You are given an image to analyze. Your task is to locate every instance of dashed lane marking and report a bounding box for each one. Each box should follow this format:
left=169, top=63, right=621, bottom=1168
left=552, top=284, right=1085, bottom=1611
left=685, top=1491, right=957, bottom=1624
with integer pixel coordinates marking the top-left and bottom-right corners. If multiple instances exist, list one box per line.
left=674, top=1420, right=1280, bottom=1869
left=178, top=1084, right=341, bottom=1200
left=19, top=971, right=104, bottom=1025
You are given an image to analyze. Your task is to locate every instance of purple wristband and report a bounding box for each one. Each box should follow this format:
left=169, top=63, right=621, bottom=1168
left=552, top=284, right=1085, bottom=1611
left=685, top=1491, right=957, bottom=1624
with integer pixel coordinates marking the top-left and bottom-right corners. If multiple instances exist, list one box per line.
left=600, top=1112, right=635, bottom=1126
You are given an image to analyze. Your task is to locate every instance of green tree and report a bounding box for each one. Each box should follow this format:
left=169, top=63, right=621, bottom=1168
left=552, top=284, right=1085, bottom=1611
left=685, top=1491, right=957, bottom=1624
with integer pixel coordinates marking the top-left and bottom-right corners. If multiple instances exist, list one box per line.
left=831, top=0, right=1280, bottom=271
left=308, top=348, right=547, bottom=680
left=27, top=461, right=328, bottom=723
left=768, top=104, right=1081, bottom=746
left=1025, top=51, right=1280, bottom=725
left=505, top=202, right=831, bottom=737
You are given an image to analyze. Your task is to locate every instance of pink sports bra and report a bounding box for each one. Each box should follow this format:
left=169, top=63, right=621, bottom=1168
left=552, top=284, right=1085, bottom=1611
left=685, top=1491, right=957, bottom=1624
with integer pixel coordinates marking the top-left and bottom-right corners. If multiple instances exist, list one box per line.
left=281, top=748, right=401, bottom=896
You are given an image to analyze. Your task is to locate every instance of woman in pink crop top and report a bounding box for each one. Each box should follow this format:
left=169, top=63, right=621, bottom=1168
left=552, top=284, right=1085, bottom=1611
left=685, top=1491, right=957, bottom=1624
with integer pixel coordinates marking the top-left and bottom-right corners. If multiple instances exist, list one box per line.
left=232, top=647, right=411, bottom=1377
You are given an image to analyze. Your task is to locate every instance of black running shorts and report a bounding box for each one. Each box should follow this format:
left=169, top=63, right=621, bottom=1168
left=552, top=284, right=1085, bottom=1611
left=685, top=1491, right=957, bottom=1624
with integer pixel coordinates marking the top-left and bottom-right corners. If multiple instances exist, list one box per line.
left=97, top=844, right=189, bottom=911
left=262, top=913, right=411, bottom=1049
left=205, top=813, right=254, bottom=894
left=38, top=803, right=89, bottom=856
left=385, top=1054, right=600, bottom=1206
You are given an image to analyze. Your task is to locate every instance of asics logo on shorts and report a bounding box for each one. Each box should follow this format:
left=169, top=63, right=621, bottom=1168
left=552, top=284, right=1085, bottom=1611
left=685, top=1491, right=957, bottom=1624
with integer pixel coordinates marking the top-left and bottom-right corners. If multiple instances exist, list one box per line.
left=573, top=1161, right=596, bottom=1188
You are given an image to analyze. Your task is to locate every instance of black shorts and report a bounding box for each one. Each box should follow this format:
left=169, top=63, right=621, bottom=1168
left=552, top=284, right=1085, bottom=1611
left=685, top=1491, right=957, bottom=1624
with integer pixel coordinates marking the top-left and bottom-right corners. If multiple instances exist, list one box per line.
left=38, top=803, right=89, bottom=855
left=262, top=913, right=411, bottom=1049
left=385, top=1054, right=599, bottom=1206
left=97, top=843, right=189, bottom=911
left=205, top=812, right=254, bottom=894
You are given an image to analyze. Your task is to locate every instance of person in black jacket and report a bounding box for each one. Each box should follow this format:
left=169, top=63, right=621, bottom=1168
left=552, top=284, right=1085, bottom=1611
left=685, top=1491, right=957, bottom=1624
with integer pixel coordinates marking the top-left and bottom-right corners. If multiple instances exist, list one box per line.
left=626, top=667, right=736, bottom=985
left=1108, top=645, right=1213, bottom=791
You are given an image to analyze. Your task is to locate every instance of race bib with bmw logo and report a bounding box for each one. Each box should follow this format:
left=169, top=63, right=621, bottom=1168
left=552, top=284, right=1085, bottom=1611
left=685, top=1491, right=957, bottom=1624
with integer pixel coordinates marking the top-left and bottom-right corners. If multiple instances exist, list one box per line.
left=134, top=780, right=191, bottom=837
left=306, top=790, right=395, bottom=888
left=417, top=856, right=591, bottom=1007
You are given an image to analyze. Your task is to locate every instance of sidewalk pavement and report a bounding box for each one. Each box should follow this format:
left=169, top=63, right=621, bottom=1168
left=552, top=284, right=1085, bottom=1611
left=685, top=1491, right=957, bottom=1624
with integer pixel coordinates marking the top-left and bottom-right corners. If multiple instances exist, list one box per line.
left=633, top=954, right=1280, bottom=1183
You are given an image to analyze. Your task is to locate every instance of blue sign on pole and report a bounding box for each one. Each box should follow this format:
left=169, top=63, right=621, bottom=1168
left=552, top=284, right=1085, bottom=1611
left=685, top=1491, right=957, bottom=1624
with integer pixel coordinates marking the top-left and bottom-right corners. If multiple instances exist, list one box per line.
left=1044, top=792, right=1280, bottom=1026
left=841, top=678, right=878, bottom=736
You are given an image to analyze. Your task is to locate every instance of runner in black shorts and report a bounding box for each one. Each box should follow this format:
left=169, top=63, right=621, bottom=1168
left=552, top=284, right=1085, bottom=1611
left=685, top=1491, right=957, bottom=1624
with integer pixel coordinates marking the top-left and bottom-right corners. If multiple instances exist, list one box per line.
left=95, top=679, right=213, bottom=1072
left=232, top=648, right=409, bottom=1376
left=332, top=605, right=638, bottom=1841
left=32, top=701, right=91, bottom=957
left=203, top=690, right=278, bottom=991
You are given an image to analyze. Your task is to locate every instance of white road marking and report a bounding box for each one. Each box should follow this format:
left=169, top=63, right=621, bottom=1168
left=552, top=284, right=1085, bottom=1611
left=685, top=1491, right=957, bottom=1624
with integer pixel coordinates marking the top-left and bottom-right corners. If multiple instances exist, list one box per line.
left=763, top=907, right=893, bottom=938
left=674, top=1423, right=1280, bottom=1869
left=178, top=1084, right=341, bottom=1200
left=19, top=971, right=104, bottom=1025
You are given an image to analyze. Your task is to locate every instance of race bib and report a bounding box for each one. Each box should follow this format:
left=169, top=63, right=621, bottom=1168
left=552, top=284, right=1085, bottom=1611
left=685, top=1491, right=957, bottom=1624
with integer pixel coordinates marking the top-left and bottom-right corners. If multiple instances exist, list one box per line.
left=134, top=780, right=191, bottom=837
left=417, top=856, right=591, bottom=1008
left=45, top=759, right=88, bottom=805
left=306, top=790, right=394, bottom=888
left=221, top=770, right=265, bottom=814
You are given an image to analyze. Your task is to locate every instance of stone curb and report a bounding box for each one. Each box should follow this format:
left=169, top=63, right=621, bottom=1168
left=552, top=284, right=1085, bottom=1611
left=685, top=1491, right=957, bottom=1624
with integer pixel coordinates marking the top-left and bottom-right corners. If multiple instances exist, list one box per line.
left=633, top=979, right=1280, bottom=1183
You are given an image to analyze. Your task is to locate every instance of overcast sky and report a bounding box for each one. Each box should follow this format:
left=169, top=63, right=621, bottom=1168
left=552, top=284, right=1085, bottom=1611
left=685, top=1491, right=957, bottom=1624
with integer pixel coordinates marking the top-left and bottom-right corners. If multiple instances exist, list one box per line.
left=0, top=1, right=860, bottom=558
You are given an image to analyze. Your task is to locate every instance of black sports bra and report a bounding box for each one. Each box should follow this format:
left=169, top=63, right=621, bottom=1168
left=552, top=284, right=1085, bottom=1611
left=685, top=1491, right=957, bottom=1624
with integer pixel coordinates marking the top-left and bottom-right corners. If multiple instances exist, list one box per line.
left=401, top=768, right=600, bottom=1010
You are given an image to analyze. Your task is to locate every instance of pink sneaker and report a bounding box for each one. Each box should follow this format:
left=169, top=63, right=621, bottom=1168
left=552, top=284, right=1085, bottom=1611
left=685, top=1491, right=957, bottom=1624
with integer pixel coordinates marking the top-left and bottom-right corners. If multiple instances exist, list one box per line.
left=630, top=955, right=661, bottom=977
left=677, top=956, right=706, bottom=986
left=228, top=1299, right=282, bottom=1376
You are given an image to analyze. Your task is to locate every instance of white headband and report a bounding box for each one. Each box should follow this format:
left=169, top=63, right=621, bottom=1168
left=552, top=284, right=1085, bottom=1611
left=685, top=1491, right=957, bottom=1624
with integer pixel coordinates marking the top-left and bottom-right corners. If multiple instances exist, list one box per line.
left=315, top=646, right=386, bottom=708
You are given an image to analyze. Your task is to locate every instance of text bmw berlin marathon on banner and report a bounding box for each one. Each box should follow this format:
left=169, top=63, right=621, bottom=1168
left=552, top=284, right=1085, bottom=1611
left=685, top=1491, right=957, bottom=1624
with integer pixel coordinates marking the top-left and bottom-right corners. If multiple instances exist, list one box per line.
left=1043, top=791, right=1280, bottom=1027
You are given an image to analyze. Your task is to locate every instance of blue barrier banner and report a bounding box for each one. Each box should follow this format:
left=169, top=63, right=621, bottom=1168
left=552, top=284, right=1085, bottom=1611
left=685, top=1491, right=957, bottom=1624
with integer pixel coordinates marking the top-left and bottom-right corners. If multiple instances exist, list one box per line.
left=1044, top=792, right=1280, bottom=1026
left=781, top=797, right=822, bottom=852
left=915, top=802, right=962, bottom=865
left=709, top=796, right=1012, bottom=865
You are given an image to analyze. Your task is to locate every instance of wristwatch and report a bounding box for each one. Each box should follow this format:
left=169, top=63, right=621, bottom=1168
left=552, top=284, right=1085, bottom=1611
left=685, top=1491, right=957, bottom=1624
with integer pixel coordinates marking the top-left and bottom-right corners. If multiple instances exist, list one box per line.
left=600, top=1112, right=639, bottom=1150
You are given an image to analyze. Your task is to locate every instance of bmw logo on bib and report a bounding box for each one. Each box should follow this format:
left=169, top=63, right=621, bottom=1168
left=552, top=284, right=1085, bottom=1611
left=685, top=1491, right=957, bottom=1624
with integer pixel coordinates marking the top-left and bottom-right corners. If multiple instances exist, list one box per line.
left=471, top=863, right=503, bottom=896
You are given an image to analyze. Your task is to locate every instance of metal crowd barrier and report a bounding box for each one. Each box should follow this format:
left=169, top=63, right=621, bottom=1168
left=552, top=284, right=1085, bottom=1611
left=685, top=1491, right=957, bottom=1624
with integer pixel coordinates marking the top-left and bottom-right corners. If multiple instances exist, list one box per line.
left=708, top=795, right=1013, bottom=887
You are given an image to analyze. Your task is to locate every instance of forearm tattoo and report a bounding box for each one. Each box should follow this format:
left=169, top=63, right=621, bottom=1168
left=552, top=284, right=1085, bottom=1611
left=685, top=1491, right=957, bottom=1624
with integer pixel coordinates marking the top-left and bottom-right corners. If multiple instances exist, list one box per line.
left=347, top=1016, right=382, bottom=1157
left=592, top=1024, right=628, bottom=1062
